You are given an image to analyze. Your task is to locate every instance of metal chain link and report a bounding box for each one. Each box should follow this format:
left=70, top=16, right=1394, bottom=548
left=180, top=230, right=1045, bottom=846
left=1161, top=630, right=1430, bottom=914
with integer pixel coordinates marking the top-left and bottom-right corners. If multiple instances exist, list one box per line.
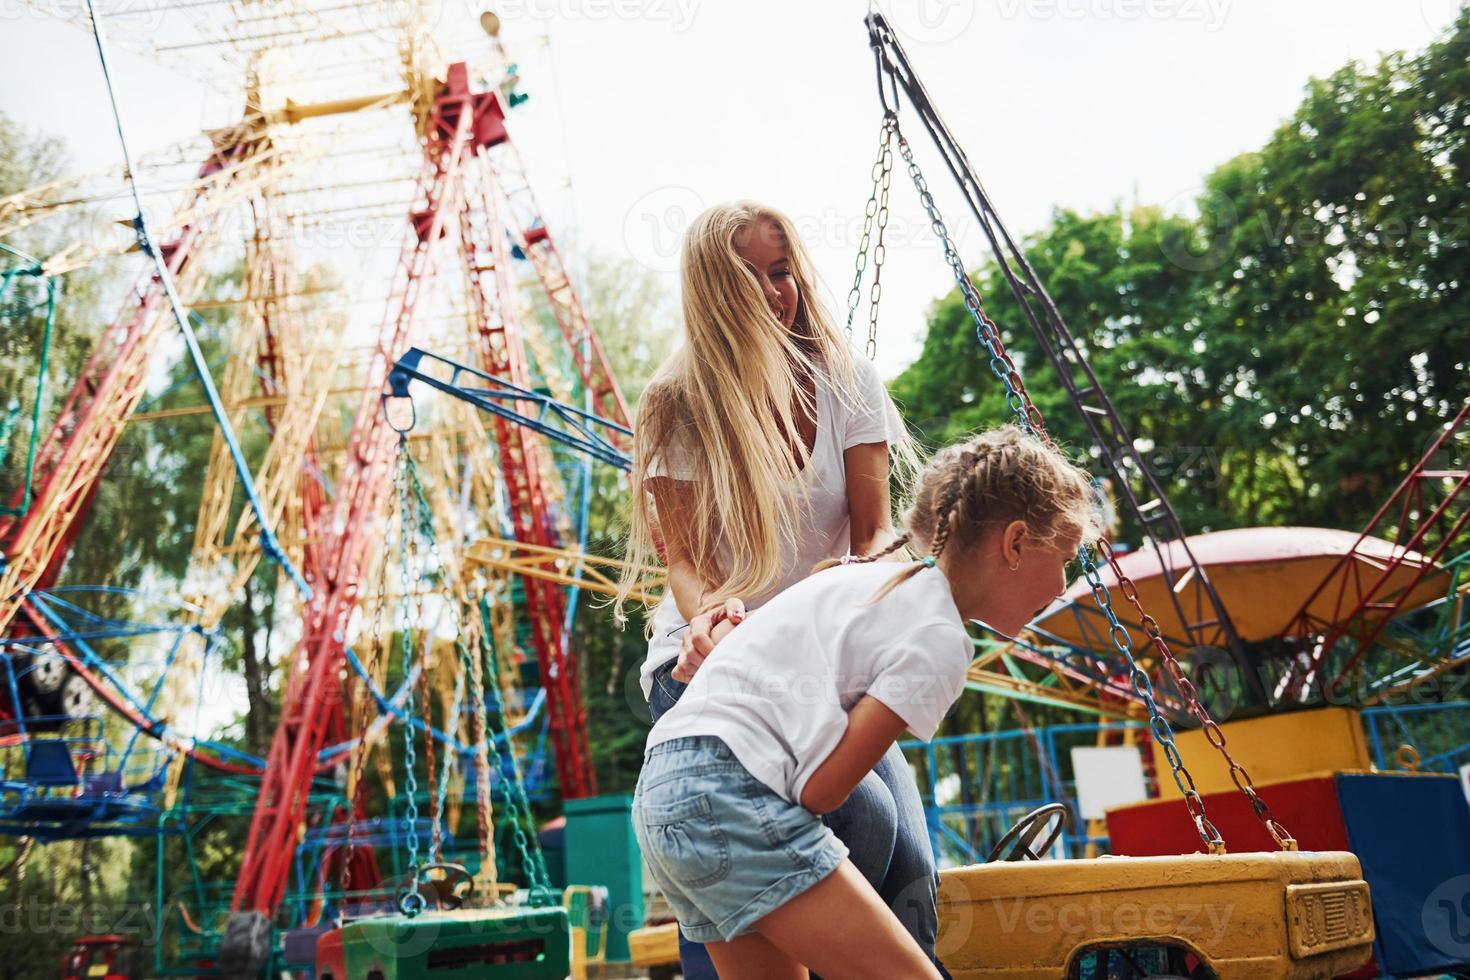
left=895, top=131, right=1049, bottom=437
left=478, top=598, right=557, bottom=906
left=340, top=499, right=396, bottom=907
left=401, top=454, right=481, bottom=869
left=889, top=118, right=1298, bottom=853
left=461, top=626, right=498, bottom=897
left=395, top=436, right=424, bottom=914
left=1100, top=539, right=1298, bottom=850
left=846, top=112, right=897, bottom=359
left=403, top=458, right=445, bottom=863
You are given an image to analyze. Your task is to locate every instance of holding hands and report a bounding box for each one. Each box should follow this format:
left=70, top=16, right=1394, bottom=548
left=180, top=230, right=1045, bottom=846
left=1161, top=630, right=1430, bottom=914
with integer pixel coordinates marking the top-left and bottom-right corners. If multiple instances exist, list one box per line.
left=671, top=597, right=746, bottom=682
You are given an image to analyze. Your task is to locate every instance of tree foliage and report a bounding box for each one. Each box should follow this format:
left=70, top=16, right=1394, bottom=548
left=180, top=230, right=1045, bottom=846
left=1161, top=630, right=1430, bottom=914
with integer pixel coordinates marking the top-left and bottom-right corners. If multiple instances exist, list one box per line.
left=893, top=10, right=1470, bottom=542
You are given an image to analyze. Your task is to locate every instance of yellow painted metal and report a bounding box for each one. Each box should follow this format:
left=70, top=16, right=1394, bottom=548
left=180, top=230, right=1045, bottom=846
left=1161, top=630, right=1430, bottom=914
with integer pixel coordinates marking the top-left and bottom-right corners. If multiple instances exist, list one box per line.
left=627, top=922, right=680, bottom=968
left=936, top=850, right=1373, bottom=979
left=463, top=537, right=666, bottom=606
left=1149, top=707, right=1372, bottom=800
left=563, top=885, right=609, bottom=980
left=966, top=645, right=1142, bottom=720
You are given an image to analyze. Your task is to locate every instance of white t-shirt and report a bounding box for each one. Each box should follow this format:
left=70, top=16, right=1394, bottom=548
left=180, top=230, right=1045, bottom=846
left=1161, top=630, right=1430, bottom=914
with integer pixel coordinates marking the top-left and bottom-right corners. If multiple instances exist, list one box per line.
left=645, top=562, right=974, bottom=806
left=638, top=354, right=904, bottom=698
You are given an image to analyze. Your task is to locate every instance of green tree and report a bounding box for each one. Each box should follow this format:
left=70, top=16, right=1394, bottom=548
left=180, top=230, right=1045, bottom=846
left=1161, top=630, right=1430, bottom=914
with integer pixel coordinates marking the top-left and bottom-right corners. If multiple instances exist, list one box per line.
left=893, top=10, right=1470, bottom=545
left=571, top=253, right=677, bottom=794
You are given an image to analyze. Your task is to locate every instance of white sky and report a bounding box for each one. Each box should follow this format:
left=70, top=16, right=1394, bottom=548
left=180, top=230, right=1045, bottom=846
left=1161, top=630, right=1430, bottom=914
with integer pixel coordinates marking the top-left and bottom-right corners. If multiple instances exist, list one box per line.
left=0, top=0, right=1461, bottom=380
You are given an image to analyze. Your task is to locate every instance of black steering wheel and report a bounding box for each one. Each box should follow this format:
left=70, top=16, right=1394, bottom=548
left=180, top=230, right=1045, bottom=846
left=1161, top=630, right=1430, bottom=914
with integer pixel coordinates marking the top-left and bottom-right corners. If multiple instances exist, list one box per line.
left=986, top=803, right=1070, bottom=863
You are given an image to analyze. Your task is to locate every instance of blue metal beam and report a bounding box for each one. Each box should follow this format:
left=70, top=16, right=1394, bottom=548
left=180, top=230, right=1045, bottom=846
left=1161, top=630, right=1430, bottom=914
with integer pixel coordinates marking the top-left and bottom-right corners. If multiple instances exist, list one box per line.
left=387, top=347, right=632, bottom=471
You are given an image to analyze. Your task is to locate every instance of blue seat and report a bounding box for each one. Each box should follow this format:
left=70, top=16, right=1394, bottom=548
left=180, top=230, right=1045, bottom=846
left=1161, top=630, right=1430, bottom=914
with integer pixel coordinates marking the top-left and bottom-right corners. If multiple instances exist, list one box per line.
left=24, top=741, right=78, bottom=788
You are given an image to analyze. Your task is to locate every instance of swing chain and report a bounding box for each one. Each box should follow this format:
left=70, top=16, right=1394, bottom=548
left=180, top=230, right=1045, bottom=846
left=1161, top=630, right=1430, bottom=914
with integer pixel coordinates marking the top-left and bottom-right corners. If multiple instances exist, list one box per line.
left=460, top=627, right=499, bottom=897
left=403, top=458, right=447, bottom=864
left=1075, top=534, right=1226, bottom=853
left=1100, top=539, right=1298, bottom=851
left=340, top=502, right=396, bottom=907
left=478, top=598, right=558, bottom=907
left=894, top=130, right=1047, bottom=436
left=846, top=111, right=897, bottom=360
left=406, top=454, right=486, bottom=879
left=396, top=436, right=423, bottom=914
left=892, top=115, right=1240, bottom=853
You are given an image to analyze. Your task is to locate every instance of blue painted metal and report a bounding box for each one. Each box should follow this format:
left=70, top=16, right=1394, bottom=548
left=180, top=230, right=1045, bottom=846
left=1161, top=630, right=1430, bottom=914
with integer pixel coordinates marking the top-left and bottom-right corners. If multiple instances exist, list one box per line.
left=1363, top=702, right=1470, bottom=775
left=82, top=0, right=309, bottom=599
left=387, top=347, right=632, bottom=471
left=901, top=721, right=1144, bottom=867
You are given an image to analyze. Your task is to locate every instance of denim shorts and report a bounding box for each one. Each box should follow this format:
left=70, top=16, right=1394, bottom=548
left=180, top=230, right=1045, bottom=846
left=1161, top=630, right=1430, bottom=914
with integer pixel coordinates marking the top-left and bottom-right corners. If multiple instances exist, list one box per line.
left=633, top=735, right=849, bottom=943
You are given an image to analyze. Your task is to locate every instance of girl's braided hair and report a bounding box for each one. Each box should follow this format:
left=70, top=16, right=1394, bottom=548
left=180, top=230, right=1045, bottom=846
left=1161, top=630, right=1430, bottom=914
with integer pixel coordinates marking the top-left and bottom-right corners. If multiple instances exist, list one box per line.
left=815, top=424, right=1102, bottom=601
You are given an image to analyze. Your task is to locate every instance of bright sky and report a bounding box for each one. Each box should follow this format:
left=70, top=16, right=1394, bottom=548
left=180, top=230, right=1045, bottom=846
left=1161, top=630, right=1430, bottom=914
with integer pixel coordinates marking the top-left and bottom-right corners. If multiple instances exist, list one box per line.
left=1, top=0, right=1461, bottom=380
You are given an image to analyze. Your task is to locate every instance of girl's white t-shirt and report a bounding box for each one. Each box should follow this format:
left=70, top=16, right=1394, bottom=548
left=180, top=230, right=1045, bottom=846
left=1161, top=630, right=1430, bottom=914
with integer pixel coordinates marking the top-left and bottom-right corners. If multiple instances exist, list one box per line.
left=638, top=354, right=904, bottom=699
left=645, top=562, right=974, bottom=805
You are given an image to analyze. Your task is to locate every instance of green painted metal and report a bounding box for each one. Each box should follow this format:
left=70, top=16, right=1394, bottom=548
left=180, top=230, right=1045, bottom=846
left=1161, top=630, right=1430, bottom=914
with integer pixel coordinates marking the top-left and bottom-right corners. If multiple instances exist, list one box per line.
left=563, top=794, right=641, bottom=961
left=0, top=242, right=57, bottom=520
left=337, top=906, right=571, bottom=979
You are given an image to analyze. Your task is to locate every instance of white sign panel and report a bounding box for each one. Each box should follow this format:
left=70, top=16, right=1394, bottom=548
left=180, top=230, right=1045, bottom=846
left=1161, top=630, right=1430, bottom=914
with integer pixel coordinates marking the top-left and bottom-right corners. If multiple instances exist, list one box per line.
left=1071, top=745, right=1149, bottom=821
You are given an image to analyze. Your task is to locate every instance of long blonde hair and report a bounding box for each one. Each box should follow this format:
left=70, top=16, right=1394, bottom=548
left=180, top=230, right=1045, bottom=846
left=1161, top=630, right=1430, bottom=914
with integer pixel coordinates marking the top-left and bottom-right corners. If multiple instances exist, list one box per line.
left=614, top=200, right=914, bottom=627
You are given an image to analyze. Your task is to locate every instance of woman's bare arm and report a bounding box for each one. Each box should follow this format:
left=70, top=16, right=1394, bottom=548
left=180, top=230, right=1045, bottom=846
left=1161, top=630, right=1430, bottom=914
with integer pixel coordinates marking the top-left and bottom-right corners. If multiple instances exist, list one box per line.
left=844, top=441, right=899, bottom=557
left=648, top=476, right=712, bottom=623
left=798, top=696, right=910, bottom=814
left=649, top=477, right=746, bottom=680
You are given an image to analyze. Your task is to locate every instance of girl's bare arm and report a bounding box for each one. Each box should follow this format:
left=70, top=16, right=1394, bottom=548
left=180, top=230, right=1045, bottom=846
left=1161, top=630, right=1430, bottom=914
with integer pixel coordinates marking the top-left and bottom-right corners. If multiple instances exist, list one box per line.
left=798, top=696, right=909, bottom=814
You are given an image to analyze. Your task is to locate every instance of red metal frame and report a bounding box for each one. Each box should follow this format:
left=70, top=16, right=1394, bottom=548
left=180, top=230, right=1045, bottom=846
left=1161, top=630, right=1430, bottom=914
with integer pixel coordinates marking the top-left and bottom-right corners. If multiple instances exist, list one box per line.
left=228, top=65, right=607, bottom=945
left=1278, top=402, right=1470, bottom=702
left=228, top=98, right=476, bottom=924
left=7, top=62, right=609, bottom=967
left=451, top=63, right=597, bottom=800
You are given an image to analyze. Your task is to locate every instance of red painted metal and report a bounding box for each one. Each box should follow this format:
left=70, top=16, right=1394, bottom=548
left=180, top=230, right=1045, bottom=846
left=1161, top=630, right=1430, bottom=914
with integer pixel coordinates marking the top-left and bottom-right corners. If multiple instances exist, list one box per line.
left=454, top=70, right=596, bottom=798
left=1279, top=403, right=1470, bottom=702
left=0, top=139, right=255, bottom=727
left=481, top=104, right=631, bottom=434
left=228, top=97, right=478, bottom=920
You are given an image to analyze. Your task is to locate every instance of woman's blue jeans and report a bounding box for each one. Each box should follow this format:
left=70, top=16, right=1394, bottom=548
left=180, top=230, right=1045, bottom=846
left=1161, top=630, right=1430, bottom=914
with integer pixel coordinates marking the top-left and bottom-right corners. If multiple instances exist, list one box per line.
left=646, top=661, right=950, bottom=979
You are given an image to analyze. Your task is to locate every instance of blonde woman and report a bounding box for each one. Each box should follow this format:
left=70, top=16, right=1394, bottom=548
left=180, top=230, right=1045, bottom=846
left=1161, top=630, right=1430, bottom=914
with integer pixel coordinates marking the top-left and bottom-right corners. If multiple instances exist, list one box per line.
left=616, top=201, right=946, bottom=978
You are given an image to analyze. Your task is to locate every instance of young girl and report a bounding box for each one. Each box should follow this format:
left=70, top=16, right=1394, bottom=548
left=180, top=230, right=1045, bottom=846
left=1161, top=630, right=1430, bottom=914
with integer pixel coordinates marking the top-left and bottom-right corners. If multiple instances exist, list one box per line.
left=633, top=425, right=1100, bottom=979
left=616, top=201, right=940, bottom=976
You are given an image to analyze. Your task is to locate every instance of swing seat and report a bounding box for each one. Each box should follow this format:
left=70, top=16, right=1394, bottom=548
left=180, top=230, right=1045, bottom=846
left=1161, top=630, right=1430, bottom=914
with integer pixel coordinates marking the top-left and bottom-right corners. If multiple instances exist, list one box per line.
left=628, top=921, right=680, bottom=968
left=326, top=905, right=571, bottom=979
left=936, top=850, right=1373, bottom=980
